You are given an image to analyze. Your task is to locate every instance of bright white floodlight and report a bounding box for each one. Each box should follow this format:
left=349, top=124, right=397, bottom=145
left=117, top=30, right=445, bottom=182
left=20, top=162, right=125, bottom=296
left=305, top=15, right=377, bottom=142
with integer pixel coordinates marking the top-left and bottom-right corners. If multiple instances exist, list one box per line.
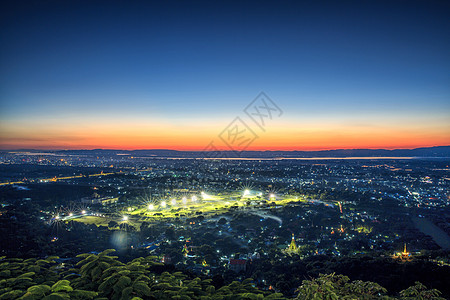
left=201, top=191, right=211, bottom=200
left=148, top=204, right=154, bottom=210
left=161, top=201, right=167, bottom=208
left=122, top=215, right=128, bottom=221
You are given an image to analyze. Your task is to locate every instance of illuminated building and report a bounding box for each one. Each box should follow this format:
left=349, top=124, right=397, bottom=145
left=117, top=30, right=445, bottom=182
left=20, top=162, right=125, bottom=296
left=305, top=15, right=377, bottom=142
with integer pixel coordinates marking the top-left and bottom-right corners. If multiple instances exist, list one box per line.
left=284, top=234, right=300, bottom=255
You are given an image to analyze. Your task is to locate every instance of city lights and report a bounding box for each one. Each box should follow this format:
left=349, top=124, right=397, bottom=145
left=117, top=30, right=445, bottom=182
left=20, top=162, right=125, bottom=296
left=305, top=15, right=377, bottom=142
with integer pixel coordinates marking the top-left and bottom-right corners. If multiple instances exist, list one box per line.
left=2, top=2, right=448, bottom=297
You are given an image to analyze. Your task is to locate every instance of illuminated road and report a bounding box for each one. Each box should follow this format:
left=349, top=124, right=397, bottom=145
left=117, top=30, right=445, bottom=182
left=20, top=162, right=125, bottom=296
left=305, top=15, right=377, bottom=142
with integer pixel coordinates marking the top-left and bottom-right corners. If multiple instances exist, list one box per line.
left=0, top=172, right=116, bottom=186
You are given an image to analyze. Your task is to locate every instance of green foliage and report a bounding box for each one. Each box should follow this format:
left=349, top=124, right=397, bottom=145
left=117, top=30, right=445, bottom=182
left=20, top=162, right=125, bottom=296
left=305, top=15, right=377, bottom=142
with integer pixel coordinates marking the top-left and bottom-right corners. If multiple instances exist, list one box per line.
left=295, top=273, right=391, bottom=300
left=76, top=249, right=122, bottom=283
left=399, top=282, right=445, bottom=300
left=22, top=284, right=52, bottom=298
left=0, top=290, right=23, bottom=299
left=70, top=290, right=98, bottom=299
left=0, top=251, right=446, bottom=300
left=0, top=271, right=11, bottom=278
left=42, top=292, right=70, bottom=300
left=51, top=281, right=73, bottom=293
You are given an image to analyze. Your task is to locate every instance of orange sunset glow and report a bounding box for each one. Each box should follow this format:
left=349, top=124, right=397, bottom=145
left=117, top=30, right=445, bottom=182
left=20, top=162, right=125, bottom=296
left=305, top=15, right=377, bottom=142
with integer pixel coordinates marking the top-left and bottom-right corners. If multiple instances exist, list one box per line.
left=1, top=115, right=448, bottom=151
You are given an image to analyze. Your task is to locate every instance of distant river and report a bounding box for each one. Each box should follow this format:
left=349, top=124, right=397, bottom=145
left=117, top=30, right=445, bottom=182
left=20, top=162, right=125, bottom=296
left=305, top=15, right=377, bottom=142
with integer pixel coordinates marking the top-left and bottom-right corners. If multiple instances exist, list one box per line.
left=412, top=217, right=450, bottom=250
left=188, top=157, right=417, bottom=160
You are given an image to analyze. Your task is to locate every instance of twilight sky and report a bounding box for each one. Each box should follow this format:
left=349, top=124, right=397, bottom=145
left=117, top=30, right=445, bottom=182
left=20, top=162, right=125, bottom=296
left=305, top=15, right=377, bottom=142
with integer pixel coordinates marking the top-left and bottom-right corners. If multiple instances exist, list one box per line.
left=1, top=0, right=449, bottom=150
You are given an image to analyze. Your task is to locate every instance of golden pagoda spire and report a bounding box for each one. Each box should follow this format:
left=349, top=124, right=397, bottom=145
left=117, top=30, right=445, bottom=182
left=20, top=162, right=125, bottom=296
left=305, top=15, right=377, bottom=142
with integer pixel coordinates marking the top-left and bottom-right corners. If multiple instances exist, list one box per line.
left=288, top=233, right=297, bottom=251
left=401, top=243, right=410, bottom=258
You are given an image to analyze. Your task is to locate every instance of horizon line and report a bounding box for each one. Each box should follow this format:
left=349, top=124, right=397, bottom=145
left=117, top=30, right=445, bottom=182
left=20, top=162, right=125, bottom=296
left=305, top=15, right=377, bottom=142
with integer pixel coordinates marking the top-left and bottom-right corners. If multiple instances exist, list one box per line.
left=2, top=145, right=449, bottom=152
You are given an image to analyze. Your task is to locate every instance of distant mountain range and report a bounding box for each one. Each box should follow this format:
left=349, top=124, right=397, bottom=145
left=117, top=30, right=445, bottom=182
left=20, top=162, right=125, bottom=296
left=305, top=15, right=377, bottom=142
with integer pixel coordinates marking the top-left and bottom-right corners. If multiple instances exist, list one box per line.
left=5, top=146, right=450, bottom=158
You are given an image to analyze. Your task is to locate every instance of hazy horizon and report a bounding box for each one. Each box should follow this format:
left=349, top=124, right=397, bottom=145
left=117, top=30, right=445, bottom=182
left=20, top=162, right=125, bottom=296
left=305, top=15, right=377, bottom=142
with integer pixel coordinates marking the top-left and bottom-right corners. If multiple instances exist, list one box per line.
left=2, top=145, right=449, bottom=153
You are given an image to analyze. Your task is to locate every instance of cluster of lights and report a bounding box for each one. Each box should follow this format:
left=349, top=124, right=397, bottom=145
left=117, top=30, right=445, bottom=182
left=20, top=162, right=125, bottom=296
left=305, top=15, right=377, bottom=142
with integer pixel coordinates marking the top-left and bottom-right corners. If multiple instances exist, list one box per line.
left=53, top=209, right=91, bottom=220
left=145, top=192, right=216, bottom=211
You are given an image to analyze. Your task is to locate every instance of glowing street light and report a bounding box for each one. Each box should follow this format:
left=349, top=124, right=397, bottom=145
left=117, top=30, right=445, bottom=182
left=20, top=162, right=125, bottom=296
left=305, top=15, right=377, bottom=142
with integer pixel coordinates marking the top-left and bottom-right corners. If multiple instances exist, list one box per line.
left=201, top=191, right=211, bottom=200
left=81, top=210, right=86, bottom=215
left=244, top=189, right=250, bottom=196
left=161, top=201, right=167, bottom=208
left=148, top=204, right=154, bottom=210
left=182, top=197, right=187, bottom=204
left=122, top=215, right=128, bottom=221
left=269, top=193, right=275, bottom=199
left=171, top=199, right=177, bottom=206
left=55, top=215, right=60, bottom=220
left=69, top=213, right=73, bottom=217
left=191, top=196, right=197, bottom=202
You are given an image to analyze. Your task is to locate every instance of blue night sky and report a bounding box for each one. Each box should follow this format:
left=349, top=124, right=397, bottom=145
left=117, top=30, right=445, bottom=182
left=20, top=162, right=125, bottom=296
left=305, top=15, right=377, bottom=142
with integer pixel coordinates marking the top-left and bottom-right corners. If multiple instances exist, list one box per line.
left=1, top=1, right=449, bottom=150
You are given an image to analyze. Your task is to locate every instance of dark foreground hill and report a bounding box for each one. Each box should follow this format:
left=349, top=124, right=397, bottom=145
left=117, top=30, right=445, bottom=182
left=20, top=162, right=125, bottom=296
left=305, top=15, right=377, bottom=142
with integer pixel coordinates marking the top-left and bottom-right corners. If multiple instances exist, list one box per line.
left=0, top=250, right=447, bottom=299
